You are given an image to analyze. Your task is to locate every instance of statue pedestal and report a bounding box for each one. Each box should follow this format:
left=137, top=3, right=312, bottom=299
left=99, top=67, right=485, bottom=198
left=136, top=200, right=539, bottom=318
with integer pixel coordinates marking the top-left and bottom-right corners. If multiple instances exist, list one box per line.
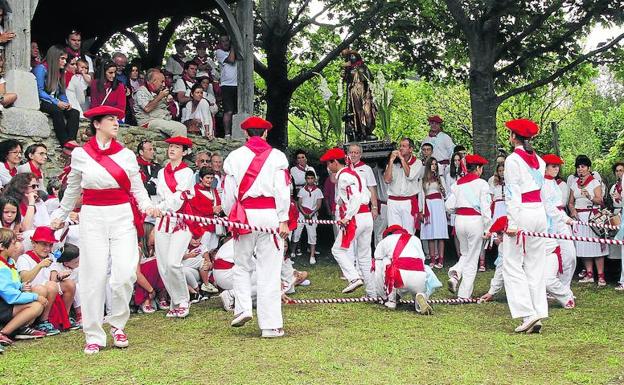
left=343, top=140, right=395, bottom=161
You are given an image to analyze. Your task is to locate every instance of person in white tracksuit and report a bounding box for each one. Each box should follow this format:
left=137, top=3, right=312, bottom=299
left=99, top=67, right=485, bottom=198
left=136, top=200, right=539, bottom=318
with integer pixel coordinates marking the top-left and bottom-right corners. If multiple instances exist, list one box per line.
left=502, top=118, right=548, bottom=334
left=372, top=225, right=436, bottom=314
left=541, top=154, right=576, bottom=289
left=154, top=136, right=196, bottom=319
left=51, top=106, right=158, bottom=355
left=222, top=116, right=291, bottom=338
left=445, top=154, right=491, bottom=299
left=321, top=147, right=374, bottom=296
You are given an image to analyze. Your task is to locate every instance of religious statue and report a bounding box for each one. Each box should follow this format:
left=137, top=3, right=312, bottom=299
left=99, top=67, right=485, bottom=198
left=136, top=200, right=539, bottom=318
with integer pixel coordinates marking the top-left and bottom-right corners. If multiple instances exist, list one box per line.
left=341, top=49, right=377, bottom=142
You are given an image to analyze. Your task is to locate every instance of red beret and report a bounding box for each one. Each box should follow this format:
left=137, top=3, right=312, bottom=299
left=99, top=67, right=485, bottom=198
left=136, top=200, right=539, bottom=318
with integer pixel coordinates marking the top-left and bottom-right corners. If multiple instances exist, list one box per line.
left=489, top=216, right=508, bottom=234
left=465, top=154, right=488, bottom=165
left=31, top=226, right=59, bottom=244
left=241, top=116, right=273, bottom=131
left=382, top=225, right=409, bottom=238
left=427, top=115, right=443, bottom=123
left=83, top=106, right=125, bottom=120
left=542, top=154, right=563, bottom=165
left=505, top=119, right=539, bottom=138
left=320, top=148, right=346, bottom=163
left=165, top=136, right=193, bottom=148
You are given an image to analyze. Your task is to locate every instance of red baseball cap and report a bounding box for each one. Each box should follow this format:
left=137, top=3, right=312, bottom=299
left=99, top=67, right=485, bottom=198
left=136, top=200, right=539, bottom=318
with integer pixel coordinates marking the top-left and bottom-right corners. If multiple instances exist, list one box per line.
left=83, top=106, right=125, bottom=120
left=241, top=116, right=272, bottom=131
left=465, top=154, right=488, bottom=165
left=542, top=154, right=563, bottom=165
left=505, top=119, right=539, bottom=138
left=165, top=136, right=193, bottom=148
left=31, top=226, right=59, bottom=244
left=320, top=148, right=346, bottom=163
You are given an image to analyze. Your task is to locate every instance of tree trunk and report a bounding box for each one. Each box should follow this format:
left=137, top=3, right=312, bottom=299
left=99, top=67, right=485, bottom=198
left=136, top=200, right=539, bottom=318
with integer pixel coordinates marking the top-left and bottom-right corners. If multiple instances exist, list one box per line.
left=469, top=66, right=500, bottom=177
left=265, top=81, right=293, bottom=149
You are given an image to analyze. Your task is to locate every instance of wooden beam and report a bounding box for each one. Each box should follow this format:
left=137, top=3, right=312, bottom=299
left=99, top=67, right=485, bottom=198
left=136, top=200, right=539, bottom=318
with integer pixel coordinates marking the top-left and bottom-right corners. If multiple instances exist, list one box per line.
left=5, top=0, right=32, bottom=70
left=214, top=0, right=244, bottom=59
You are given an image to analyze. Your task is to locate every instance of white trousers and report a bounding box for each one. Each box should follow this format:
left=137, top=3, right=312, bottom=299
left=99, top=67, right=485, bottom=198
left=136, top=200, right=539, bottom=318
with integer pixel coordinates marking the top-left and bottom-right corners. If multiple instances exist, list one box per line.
left=373, top=203, right=388, bottom=246
left=544, top=249, right=574, bottom=307
left=293, top=213, right=318, bottom=245
left=155, top=229, right=192, bottom=307
left=78, top=203, right=139, bottom=347
left=213, top=268, right=234, bottom=290
left=487, top=259, right=505, bottom=296
left=331, top=212, right=375, bottom=296
left=387, top=199, right=416, bottom=235
left=449, top=215, right=484, bottom=298
left=503, top=204, right=548, bottom=319
left=554, top=220, right=576, bottom=289
left=233, top=208, right=283, bottom=330
left=373, top=258, right=426, bottom=301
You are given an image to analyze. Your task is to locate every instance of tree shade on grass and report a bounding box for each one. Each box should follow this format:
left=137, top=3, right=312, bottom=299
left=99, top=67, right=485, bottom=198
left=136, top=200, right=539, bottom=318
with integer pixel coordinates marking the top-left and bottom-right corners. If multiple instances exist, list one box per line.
left=1, top=262, right=623, bottom=385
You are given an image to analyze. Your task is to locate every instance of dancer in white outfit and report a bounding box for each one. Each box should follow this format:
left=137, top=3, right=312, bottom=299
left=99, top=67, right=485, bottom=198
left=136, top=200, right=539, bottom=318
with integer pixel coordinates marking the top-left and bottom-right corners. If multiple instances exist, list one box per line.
left=50, top=106, right=159, bottom=354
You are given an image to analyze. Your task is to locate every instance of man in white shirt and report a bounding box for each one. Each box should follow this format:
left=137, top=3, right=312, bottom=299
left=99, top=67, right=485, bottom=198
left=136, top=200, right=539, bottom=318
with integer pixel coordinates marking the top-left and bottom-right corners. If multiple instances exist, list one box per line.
left=422, top=115, right=455, bottom=177
left=165, top=39, right=188, bottom=81
left=383, top=138, right=424, bottom=235
left=290, top=149, right=316, bottom=194
left=173, top=61, right=198, bottom=108
left=348, top=144, right=379, bottom=220
left=215, top=35, right=238, bottom=138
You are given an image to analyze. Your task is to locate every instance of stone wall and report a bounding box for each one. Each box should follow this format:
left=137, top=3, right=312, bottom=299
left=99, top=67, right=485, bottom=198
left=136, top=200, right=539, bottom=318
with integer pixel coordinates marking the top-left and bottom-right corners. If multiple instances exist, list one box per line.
left=0, top=107, right=244, bottom=182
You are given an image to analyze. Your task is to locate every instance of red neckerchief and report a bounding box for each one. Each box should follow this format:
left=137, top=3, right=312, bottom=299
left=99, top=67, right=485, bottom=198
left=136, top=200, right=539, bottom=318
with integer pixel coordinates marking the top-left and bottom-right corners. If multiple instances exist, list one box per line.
left=577, top=174, right=595, bottom=189
left=182, top=74, right=195, bottom=84
left=347, top=60, right=364, bottom=68
left=616, top=179, right=622, bottom=203
left=28, top=161, right=43, bottom=179
left=136, top=156, right=152, bottom=183
left=296, top=164, right=307, bottom=172
left=0, top=255, right=15, bottom=270
left=245, top=136, right=272, bottom=155
left=513, top=148, right=539, bottom=169
left=457, top=173, right=479, bottom=185
left=4, top=162, right=16, bottom=177
left=351, top=161, right=366, bottom=169
left=164, top=162, right=189, bottom=193
left=544, top=175, right=555, bottom=180
left=303, top=185, right=318, bottom=197
left=406, top=155, right=417, bottom=166
left=26, top=250, right=44, bottom=264
left=428, top=131, right=437, bottom=138
left=66, top=47, right=81, bottom=59
left=86, top=136, right=124, bottom=156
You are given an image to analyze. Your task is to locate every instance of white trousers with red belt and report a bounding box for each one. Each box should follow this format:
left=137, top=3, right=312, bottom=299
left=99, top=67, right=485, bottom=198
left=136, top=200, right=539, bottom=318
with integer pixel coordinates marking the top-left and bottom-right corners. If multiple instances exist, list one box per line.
left=503, top=204, right=548, bottom=319
left=78, top=203, right=138, bottom=347
left=449, top=215, right=484, bottom=298
left=387, top=198, right=416, bottom=235
left=233, top=208, right=283, bottom=330
left=331, top=212, right=374, bottom=296
left=373, top=258, right=427, bottom=301
left=155, top=218, right=192, bottom=308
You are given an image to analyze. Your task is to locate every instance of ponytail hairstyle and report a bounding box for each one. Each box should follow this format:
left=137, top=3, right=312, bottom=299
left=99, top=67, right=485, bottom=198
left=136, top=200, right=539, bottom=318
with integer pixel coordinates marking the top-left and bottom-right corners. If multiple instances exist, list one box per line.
left=514, top=133, right=534, bottom=154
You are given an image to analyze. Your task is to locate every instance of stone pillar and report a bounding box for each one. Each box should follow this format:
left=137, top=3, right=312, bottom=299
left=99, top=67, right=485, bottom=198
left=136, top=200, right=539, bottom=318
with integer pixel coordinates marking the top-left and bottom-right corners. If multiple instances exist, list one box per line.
left=232, top=0, right=254, bottom=140
left=4, top=0, right=40, bottom=110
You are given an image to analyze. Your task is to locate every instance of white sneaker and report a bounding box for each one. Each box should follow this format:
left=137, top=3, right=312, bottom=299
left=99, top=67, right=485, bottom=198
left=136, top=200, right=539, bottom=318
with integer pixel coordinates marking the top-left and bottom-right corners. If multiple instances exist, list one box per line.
left=447, top=275, right=459, bottom=294
left=299, top=279, right=311, bottom=286
left=231, top=311, right=253, bottom=327
left=176, top=306, right=190, bottom=318
left=219, top=290, right=235, bottom=312
left=261, top=328, right=285, bottom=338
left=415, top=293, right=433, bottom=315
left=384, top=300, right=397, bottom=310
left=110, top=328, right=129, bottom=348
left=514, top=315, right=542, bottom=333
left=578, top=275, right=594, bottom=283
left=84, top=343, right=101, bottom=355
left=527, top=320, right=542, bottom=334
left=342, top=278, right=364, bottom=293
left=309, top=257, right=316, bottom=265
left=314, top=250, right=320, bottom=255
left=201, top=282, right=219, bottom=294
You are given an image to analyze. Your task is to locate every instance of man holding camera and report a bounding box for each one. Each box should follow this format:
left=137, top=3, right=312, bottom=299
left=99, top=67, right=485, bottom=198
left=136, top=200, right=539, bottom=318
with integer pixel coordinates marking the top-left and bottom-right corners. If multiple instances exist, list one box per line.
left=383, top=138, right=424, bottom=235
left=133, top=68, right=187, bottom=137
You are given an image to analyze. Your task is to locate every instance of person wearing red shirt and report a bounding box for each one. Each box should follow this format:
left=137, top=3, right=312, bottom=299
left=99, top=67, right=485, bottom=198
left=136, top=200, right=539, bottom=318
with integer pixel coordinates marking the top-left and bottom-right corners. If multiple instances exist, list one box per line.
left=90, top=62, right=126, bottom=120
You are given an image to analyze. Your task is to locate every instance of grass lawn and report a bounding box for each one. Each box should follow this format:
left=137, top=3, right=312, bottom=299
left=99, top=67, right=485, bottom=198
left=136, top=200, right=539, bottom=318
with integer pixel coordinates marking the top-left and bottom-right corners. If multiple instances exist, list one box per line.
left=2, top=257, right=624, bottom=385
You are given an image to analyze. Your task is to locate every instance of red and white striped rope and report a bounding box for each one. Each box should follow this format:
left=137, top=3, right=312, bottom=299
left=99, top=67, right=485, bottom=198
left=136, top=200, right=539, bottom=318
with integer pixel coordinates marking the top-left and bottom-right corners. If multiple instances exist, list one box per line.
left=165, top=212, right=280, bottom=235
left=297, top=218, right=340, bottom=225
left=572, top=220, right=620, bottom=231
left=522, top=230, right=624, bottom=245
left=286, top=296, right=480, bottom=305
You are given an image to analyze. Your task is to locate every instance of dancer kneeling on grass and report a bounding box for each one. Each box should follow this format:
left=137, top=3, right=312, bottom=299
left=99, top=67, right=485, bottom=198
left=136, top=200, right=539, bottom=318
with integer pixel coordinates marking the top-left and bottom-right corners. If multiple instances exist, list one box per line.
left=322, top=147, right=374, bottom=296
left=372, top=225, right=442, bottom=314
left=51, top=106, right=160, bottom=355
left=480, top=216, right=575, bottom=310
left=445, top=154, right=491, bottom=299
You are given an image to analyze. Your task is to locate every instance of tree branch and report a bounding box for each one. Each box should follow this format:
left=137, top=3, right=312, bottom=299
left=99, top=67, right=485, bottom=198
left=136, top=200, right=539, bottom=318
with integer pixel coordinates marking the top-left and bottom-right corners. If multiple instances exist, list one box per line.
left=289, top=117, right=321, bottom=141
left=497, top=31, right=624, bottom=103
left=289, top=0, right=343, bottom=36
left=254, top=55, right=269, bottom=80
left=288, top=0, right=312, bottom=32
left=119, top=29, right=148, bottom=60
left=443, top=0, right=472, bottom=35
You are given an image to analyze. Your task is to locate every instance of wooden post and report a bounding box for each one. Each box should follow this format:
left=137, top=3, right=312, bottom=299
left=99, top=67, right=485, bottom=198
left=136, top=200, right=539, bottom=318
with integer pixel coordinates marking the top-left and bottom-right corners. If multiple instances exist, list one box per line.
left=232, top=0, right=254, bottom=140
left=551, top=121, right=560, bottom=156
left=4, top=0, right=40, bottom=109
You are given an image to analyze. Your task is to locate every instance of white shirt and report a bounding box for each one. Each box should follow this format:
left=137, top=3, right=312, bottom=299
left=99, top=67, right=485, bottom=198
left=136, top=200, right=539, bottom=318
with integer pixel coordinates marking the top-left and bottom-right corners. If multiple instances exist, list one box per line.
left=541, top=178, right=571, bottom=232
left=16, top=252, right=60, bottom=287
left=424, top=179, right=446, bottom=197
left=297, top=186, right=323, bottom=213
left=489, top=182, right=504, bottom=201
left=422, top=131, right=455, bottom=162
left=290, top=165, right=316, bottom=187
left=181, top=99, right=217, bottom=135
left=0, top=162, right=16, bottom=187
left=17, top=162, right=46, bottom=191
left=558, top=179, right=570, bottom=208
left=156, top=165, right=195, bottom=212
left=503, top=148, right=546, bottom=230
left=165, top=54, right=187, bottom=78
left=386, top=156, right=423, bottom=197
left=610, top=183, right=623, bottom=212
left=66, top=74, right=89, bottom=117
left=374, top=233, right=425, bottom=261
left=52, top=141, right=152, bottom=221
left=336, top=167, right=371, bottom=221
left=214, top=239, right=234, bottom=265
left=222, top=143, right=290, bottom=222
left=445, top=176, right=492, bottom=227
left=173, top=78, right=195, bottom=96
left=215, top=49, right=237, bottom=86
left=570, top=177, right=601, bottom=209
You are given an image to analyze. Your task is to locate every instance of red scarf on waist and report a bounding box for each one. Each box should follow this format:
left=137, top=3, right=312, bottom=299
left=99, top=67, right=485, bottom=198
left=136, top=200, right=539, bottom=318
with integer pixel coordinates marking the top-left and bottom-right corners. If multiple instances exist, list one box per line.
left=457, top=173, right=479, bottom=185
left=164, top=162, right=189, bottom=193
left=514, top=148, right=539, bottom=169
left=576, top=174, right=595, bottom=189
left=28, top=161, right=42, bottom=180
left=4, top=162, right=16, bottom=177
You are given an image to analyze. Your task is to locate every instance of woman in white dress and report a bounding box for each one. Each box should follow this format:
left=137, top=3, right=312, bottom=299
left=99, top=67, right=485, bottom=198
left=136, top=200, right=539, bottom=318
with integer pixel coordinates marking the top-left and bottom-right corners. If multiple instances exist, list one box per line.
left=181, top=84, right=217, bottom=140
left=446, top=152, right=464, bottom=261
left=568, top=155, right=607, bottom=286
left=421, top=157, right=448, bottom=268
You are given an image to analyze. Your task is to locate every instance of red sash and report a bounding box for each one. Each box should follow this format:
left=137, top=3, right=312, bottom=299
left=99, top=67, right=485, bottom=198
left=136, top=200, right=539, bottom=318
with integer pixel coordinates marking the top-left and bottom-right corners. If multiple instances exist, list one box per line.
left=28, top=161, right=43, bottom=180
left=423, top=192, right=442, bottom=223
left=136, top=156, right=152, bottom=183
left=384, top=234, right=425, bottom=294
left=213, top=258, right=234, bottom=270
left=190, top=184, right=220, bottom=233
left=83, top=137, right=145, bottom=237
left=337, top=167, right=364, bottom=248
left=553, top=246, right=563, bottom=274
left=456, top=207, right=480, bottom=216
left=388, top=195, right=420, bottom=230
left=228, top=137, right=274, bottom=237
left=521, top=190, right=541, bottom=203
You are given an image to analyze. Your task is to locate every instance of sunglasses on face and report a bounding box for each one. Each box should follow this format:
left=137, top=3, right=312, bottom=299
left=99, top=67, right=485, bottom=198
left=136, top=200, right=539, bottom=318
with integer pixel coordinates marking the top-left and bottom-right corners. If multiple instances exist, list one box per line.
left=29, top=184, right=39, bottom=189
